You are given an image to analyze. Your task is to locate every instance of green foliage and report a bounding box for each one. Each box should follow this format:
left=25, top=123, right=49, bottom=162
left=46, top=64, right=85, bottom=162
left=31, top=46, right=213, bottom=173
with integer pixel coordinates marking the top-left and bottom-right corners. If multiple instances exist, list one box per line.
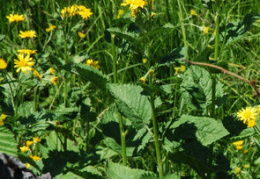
left=0, top=127, right=18, bottom=157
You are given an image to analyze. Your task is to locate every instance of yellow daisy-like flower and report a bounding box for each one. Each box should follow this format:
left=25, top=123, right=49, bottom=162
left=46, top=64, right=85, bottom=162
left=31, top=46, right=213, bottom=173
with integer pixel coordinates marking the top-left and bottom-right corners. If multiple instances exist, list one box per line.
left=180, top=65, right=186, bottom=72
left=174, top=67, right=180, bottom=74
left=234, top=167, right=241, bottom=174
left=6, top=14, right=25, bottom=23
left=33, top=137, right=41, bottom=143
left=0, top=114, right=7, bottom=120
left=20, top=146, right=30, bottom=152
left=150, top=12, right=156, bottom=19
left=121, top=0, right=148, bottom=17
left=139, top=77, right=146, bottom=84
left=32, top=68, right=43, bottom=80
left=202, top=26, right=209, bottom=35
left=26, top=140, right=34, bottom=147
left=45, top=24, right=57, bottom=32
left=78, top=32, right=86, bottom=39
left=77, top=8, right=93, bottom=20
left=117, top=9, right=125, bottom=19
left=25, top=163, right=31, bottom=169
left=51, top=77, right=59, bottom=85
left=48, top=67, right=55, bottom=74
left=148, top=69, right=155, bottom=76
left=17, top=49, right=37, bottom=55
left=190, top=9, right=197, bottom=16
left=257, top=105, right=260, bottom=115
left=243, top=164, right=250, bottom=169
left=0, top=120, right=4, bottom=126
left=243, top=149, right=248, bottom=154
left=142, top=58, right=147, bottom=64
left=61, top=5, right=78, bottom=17
left=14, top=54, right=35, bottom=73
left=237, top=107, right=258, bottom=124
left=19, top=30, right=37, bottom=38
left=29, top=155, right=42, bottom=161
left=247, top=119, right=256, bottom=128
left=86, top=59, right=100, bottom=69
left=0, top=58, right=7, bottom=69
left=233, top=140, right=244, bottom=150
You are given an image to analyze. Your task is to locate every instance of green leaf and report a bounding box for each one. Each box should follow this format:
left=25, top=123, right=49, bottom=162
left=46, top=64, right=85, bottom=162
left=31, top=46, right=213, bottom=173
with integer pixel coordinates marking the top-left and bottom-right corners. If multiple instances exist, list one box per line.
left=147, top=23, right=176, bottom=37
left=162, top=173, right=180, bottom=179
left=180, top=66, right=224, bottom=112
left=0, top=127, right=18, bottom=157
left=72, top=63, right=108, bottom=90
left=158, top=47, right=188, bottom=67
left=107, top=27, right=139, bottom=44
left=220, top=14, right=260, bottom=46
left=106, top=161, right=157, bottom=179
left=108, top=84, right=151, bottom=130
left=170, top=115, right=229, bottom=146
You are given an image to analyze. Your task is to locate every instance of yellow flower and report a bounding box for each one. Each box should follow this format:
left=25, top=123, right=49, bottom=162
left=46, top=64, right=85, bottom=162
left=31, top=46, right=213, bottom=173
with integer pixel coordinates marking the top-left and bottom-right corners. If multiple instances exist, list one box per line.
left=202, top=26, right=209, bottom=35
left=151, top=12, right=156, bottom=18
left=234, top=167, right=241, bottom=174
left=142, top=58, right=147, bottom=64
left=61, top=5, right=93, bottom=20
left=0, top=120, right=4, bottom=126
left=48, top=67, right=55, bottom=74
left=77, top=8, right=93, bottom=20
left=257, top=105, right=260, bottom=115
left=20, top=146, right=29, bottom=152
left=14, top=54, right=35, bottom=73
left=0, top=114, right=7, bottom=120
left=0, top=58, right=7, bottom=69
left=6, top=14, right=25, bottom=23
left=174, top=67, right=180, bottom=74
left=117, top=9, right=125, bottom=19
left=237, top=107, right=258, bottom=126
left=121, top=0, right=148, bottom=17
left=243, top=149, right=248, bottom=154
left=180, top=65, right=186, bottom=72
left=29, top=155, right=42, bottom=161
left=61, top=5, right=78, bottom=17
left=33, top=137, right=41, bottom=143
left=25, top=163, right=31, bottom=169
left=45, top=24, right=57, bottom=32
left=78, top=32, right=86, bottom=39
left=51, top=77, right=59, bottom=85
left=190, top=9, right=197, bottom=16
left=139, top=77, right=146, bottom=84
left=17, top=49, right=37, bottom=55
left=233, top=140, right=243, bottom=150
left=32, top=68, right=43, bottom=80
left=86, top=59, right=100, bottom=69
left=19, top=30, right=37, bottom=38
left=148, top=69, right=155, bottom=76
left=26, top=140, right=34, bottom=147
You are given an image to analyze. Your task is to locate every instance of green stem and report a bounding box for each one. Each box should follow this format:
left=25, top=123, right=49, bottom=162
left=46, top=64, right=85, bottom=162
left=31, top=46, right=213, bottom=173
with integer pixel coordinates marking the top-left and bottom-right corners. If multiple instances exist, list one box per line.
left=112, top=33, right=127, bottom=166
left=151, top=95, right=163, bottom=178
left=63, top=21, right=69, bottom=108
left=214, top=11, right=220, bottom=61
left=33, top=86, right=38, bottom=112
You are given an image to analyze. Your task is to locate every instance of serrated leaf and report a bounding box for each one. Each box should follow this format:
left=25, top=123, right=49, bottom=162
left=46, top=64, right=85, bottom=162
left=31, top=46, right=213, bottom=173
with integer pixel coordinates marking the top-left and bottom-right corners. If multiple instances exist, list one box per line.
left=158, top=47, right=187, bottom=67
left=0, top=127, right=18, bottom=157
left=106, top=161, right=157, bottom=179
left=108, top=84, right=151, bottom=130
left=72, top=63, right=108, bottom=89
left=147, top=23, right=176, bottom=37
left=180, top=66, right=224, bottom=112
left=107, top=27, right=139, bottom=44
left=170, top=115, right=229, bottom=146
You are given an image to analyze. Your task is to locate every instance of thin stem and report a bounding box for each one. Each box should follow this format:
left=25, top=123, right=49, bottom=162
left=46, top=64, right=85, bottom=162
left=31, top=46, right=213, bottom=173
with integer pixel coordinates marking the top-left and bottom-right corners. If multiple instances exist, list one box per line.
left=33, top=86, right=38, bottom=112
left=151, top=95, right=163, bottom=178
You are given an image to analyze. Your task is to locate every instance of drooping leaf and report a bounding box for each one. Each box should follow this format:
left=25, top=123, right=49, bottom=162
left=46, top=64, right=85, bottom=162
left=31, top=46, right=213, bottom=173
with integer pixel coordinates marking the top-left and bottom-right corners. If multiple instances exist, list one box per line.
left=169, top=115, right=229, bottom=146
left=0, top=127, right=18, bottom=157
left=148, top=23, right=176, bottom=37
left=158, top=47, right=188, bottom=67
left=108, top=84, right=151, bottom=130
left=107, top=27, right=139, bottom=44
left=106, top=161, right=157, bottom=179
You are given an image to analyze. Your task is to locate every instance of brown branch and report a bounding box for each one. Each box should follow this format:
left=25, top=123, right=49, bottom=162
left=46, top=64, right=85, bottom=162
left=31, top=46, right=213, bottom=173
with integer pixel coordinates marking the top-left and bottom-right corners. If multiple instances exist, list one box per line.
left=186, top=60, right=260, bottom=97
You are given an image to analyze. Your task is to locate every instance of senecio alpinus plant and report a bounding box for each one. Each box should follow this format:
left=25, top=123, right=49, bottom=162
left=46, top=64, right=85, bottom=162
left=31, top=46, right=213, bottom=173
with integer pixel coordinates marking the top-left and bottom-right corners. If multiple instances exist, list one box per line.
left=0, top=0, right=259, bottom=178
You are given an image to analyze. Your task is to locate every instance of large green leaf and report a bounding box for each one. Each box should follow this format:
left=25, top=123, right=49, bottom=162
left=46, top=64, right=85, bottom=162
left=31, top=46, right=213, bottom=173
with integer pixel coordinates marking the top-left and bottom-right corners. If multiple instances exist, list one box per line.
left=108, top=84, right=151, bottom=130
left=180, top=66, right=224, bottom=112
left=106, top=161, right=157, bottom=179
left=0, top=127, right=18, bottom=157
left=170, top=115, right=229, bottom=146
left=107, top=27, right=139, bottom=44
left=72, top=63, right=108, bottom=90
left=158, top=47, right=188, bottom=67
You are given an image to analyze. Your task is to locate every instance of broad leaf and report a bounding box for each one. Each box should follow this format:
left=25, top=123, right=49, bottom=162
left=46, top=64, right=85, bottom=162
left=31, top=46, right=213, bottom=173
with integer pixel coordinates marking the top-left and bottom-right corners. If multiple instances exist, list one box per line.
left=107, top=27, right=139, bottom=44
left=158, top=47, right=187, bottom=67
left=108, top=84, right=151, bottom=130
left=0, top=127, right=18, bottom=157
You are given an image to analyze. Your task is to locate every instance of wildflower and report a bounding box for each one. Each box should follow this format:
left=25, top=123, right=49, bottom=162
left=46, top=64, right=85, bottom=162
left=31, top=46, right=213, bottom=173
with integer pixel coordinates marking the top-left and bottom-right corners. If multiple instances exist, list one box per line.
left=139, top=77, right=146, bottom=84
left=17, top=49, right=37, bottom=55
left=117, top=9, right=125, bottom=19
left=243, top=164, right=250, bottom=169
left=77, top=8, right=93, bottom=20
left=32, top=68, right=43, bottom=80
left=29, top=155, right=42, bottom=161
left=6, top=14, right=25, bottom=23
left=142, top=58, right=147, bottom=64
left=201, top=26, right=209, bottom=35
left=151, top=12, right=156, bottom=18
left=25, top=163, right=31, bottom=169
left=237, top=107, right=258, bottom=127
left=51, top=77, right=59, bottom=85
left=61, top=5, right=78, bottom=17
left=86, top=59, right=100, bottom=69
left=190, top=9, right=197, bottom=16
left=233, top=140, right=243, bottom=150
left=26, top=140, right=34, bottom=147
left=243, top=149, right=248, bottom=154
left=174, top=67, right=180, bottom=74
left=0, top=114, right=7, bottom=120
left=19, top=30, right=37, bottom=38
left=33, top=137, right=41, bottom=143
left=48, top=67, right=55, bottom=74
left=14, top=54, right=35, bottom=73
left=257, top=105, right=260, bottom=115
left=0, top=58, right=7, bottom=69
left=45, top=24, right=57, bottom=32
left=121, top=0, right=148, bottom=17
left=148, top=69, right=155, bottom=76
left=234, top=167, right=241, bottom=174
left=0, top=120, right=4, bottom=126
left=20, top=146, right=29, bottom=152
left=78, top=32, right=86, bottom=39
left=180, top=65, right=186, bottom=72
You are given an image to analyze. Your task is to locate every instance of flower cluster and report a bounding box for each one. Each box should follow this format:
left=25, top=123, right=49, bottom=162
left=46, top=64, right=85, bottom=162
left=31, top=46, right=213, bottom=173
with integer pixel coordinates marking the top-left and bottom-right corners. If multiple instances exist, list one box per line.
left=86, top=59, right=100, bottom=69
left=237, top=106, right=259, bottom=128
left=233, top=140, right=244, bottom=150
left=121, top=0, right=148, bottom=16
left=61, top=5, right=93, bottom=20
left=20, top=137, right=42, bottom=164
left=6, top=14, right=25, bottom=23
